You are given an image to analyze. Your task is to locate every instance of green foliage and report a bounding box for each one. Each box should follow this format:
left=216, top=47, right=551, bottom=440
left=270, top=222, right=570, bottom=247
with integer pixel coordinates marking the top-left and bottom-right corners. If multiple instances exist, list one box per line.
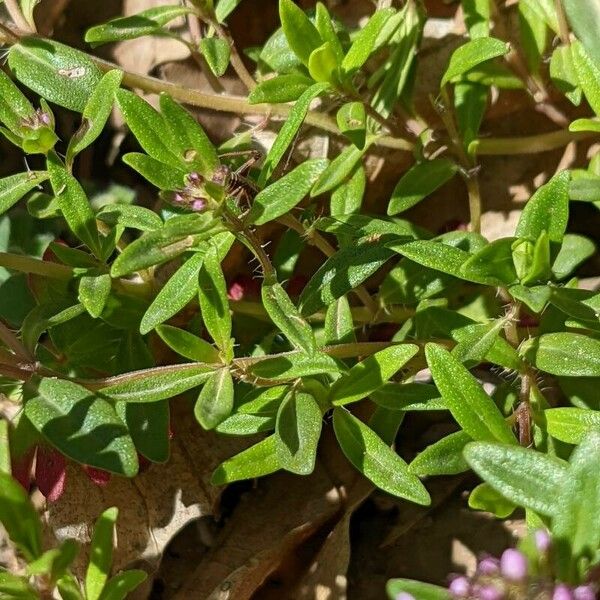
left=0, top=5, right=599, bottom=595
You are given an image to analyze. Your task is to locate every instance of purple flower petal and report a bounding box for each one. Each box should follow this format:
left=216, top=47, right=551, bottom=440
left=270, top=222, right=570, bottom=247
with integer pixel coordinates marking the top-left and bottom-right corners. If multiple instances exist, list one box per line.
left=574, top=585, right=596, bottom=600
left=553, top=584, right=575, bottom=600
left=500, top=548, right=527, bottom=581
left=449, top=576, right=471, bottom=597
left=534, top=529, right=552, bottom=553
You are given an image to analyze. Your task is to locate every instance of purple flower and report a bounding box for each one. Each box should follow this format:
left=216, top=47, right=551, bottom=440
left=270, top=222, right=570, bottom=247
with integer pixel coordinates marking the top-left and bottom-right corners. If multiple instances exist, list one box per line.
left=187, top=172, right=202, bottom=184
left=500, top=548, right=527, bottom=581
left=535, top=529, right=552, bottom=553
left=395, top=594, right=415, bottom=600
left=449, top=576, right=471, bottom=597
left=574, top=585, right=596, bottom=600
left=191, top=199, right=206, bottom=211
left=478, top=556, right=500, bottom=575
left=475, top=584, right=504, bottom=600
left=554, top=584, right=575, bottom=600
left=173, top=192, right=185, bottom=203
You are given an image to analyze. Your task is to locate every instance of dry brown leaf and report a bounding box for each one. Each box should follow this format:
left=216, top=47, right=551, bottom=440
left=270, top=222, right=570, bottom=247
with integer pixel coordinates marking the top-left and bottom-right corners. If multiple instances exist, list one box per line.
left=44, top=403, right=249, bottom=590
left=172, top=466, right=343, bottom=600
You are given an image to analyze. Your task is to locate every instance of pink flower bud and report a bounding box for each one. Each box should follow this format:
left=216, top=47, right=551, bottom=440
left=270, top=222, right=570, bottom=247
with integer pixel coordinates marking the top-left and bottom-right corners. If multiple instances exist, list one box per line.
left=574, top=586, right=596, bottom=600
left=395, top=594, right=415, bottom=600
left=535, top=529, right=552, bottom=553
left=553, top=584, right=574, bottom=600
left=187, top=172, right=202, bottom=184
left=478, top=556, right=500, bottom=575
left=11, top=446, right=35, bottom=491
left=500, top=549, right=527, bottom=581
left=449, top=576, right=471, bottom=597
left=39, top=112, right=51, bottom=126
left=173, top=193, right=185, bottom=203
left=191, top=199, right=206, bottom=212
left=35, top=447, right=66, bottom=502
left=475, top=584, right=504, bottom=600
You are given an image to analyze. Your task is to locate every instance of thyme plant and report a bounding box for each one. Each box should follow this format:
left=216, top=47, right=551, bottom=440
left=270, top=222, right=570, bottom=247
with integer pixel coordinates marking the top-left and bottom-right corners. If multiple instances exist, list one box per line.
left=0, top=0, right=599, bottom=597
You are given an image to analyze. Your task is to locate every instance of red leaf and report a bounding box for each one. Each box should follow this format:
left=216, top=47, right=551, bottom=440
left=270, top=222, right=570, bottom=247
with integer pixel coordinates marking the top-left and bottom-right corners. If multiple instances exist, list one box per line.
left=82, top=465, right=111, bottom=486
left=35, top=446, right=67, bottom=502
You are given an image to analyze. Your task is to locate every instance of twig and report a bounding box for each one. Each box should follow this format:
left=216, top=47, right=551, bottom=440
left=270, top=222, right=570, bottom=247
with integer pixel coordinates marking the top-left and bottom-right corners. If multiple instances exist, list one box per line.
left=3, top=0, right=32, bottom=32
left=212, top=20, right=257, bottom=91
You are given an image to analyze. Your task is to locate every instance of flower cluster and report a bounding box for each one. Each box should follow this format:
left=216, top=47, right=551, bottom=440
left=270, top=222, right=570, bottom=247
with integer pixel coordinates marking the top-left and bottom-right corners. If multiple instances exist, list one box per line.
left=396, top=532, right=598, bottom=600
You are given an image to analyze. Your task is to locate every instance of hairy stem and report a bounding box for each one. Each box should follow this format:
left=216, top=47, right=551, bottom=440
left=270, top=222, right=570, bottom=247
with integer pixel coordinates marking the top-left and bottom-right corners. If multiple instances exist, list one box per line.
left=3, top=0, right=32, bottom=32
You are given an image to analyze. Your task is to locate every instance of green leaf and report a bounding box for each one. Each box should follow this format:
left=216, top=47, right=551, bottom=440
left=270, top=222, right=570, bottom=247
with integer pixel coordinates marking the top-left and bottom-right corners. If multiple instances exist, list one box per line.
left=299, top=239, right=394, bottom=316
left=200, top=37, right=231, bottom=77
left=116, top=401, right=170, bottom=463
left=0, top=69, right=36, bottom=134
left=97, top=204, right=162, bottom=232
left=550, top=45, right=582, bottom=105
left=330, top=164, right=365, bottom=217
left=249, top=351, right=341, bottom=380
left=341, top=8, right=395, bottom=74
left=211, top=435, right=280, bottom=484
left=122, top=153, right=185, bottom=190
left=552, top=233, right=596, bottom=280
left=56, top=574, right=85, bottom=600
left=156, top=324, right=219, bottom=363
left=26, top=541, right=78, bottom=579
left=441, top=37, right=510, bottom=86
left=101, top=363, right=214, bottom=403
left=0, top=571, right=39, bottom=599
left=553, top=431, right=600, bottom=580
left=0, top=472, right=42, bottom=561
left=248, top=158, right=329, bottom=225
left=216, top=413, right=275, bottom=436
left=387, top=579, right=450, bottom=600
left=25, top=379, right=138, bottom=476
left=97, top=570, right=147, bottom=600
left=387, top=159, right=458, bottom=215
left=460, top=237, right=518, bottom=286
left=330, top=344, right=418, bottom=406
left=570, top=118, right=600, bottom=132
left=509, top=284, right=551, bottom=313
left=468, top=482, right=516, bottom=518
left=198, top=245, right=232, bottom=356
left=238, top=386, right=288, bottom=415
left=308, top=42, right=340, bottom=84
left=426, top=344, right=516, bottom=444
left=215, top=0, right=242, bottom=22
left=194, top=367, right=234, bottom=429
left=0, top=171, right=49, bottom=216
left=140, top=252, right=204, bottom=334
left=336, top=102, right=367, bottom=148
left=248, top=74, right=314, bottom=104
left=67, top=70, right=123, bottom=166
left=387, top=239, right=471, bottom=279
left=159, top=93, right=219, bottom=176
left=116, top=89, right=180, bottom=168
left=410, top=430, right=471, bottom=477
left=262, top=279, right=316, bottom=354
left=85, top=6, right=194, bottom=45
left=461, top=0, right=491, bottom=38
left=47, top=153, right=101, bottom=257
left=259, top=82, right=329, bottom=186
left=275, top=391, right=322, bottom=474
left=522, top=332, right=600, bottom=376
left=311, top=143, right=368, bottom=197
left=569, top=175, right=600, bottom=202
left=19, top=0, right=41, bottom=30
left=571, top=41, right=600, bottom=116
left=371, top=383, right=444, bottom=411
left=333, top=408, right=430, bottom=505
left=9, top=38, right=103, bottom=112
left=86, top=507, right=118, bottom=600
left=110, top=213, right=221, bottom=277
left=279, top=0, right=323, bottom=65
left=463, top=441, right=569, bottom=516
left=78, top=274, right=111, bottom=319
left=562, top=0, right=600, bottom=65
left=315, top=2, right=344, bottom=64
left=324, top=295, right=355, bottom=345
left=515, top=170, right=570, bottom=243
left=455, top=81, right=489, bottom=147
left=0, top=420, right=9, bottom=474
left=545, top=408, right=600, bottom=444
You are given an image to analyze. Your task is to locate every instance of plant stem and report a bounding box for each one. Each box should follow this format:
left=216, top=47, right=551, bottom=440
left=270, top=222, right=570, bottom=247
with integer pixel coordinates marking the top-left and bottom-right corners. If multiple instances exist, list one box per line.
left=554, top=0, right=571, bottom=46
left=212, top=20, right=257, bottom=91
left=472, top=129, right=593, bottom=155
left=231, top=299, right=414, bottom=324
left=0, top=321, right=31, bottom=361
left=3, top=0, right=32, bottom=32
left=437, top=88, right=482, bottom=233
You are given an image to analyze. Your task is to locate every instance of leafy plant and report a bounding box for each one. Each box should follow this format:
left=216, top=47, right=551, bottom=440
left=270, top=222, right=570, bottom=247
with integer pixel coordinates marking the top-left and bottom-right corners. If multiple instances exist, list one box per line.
left=0, top=0, right=598, bottom=596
